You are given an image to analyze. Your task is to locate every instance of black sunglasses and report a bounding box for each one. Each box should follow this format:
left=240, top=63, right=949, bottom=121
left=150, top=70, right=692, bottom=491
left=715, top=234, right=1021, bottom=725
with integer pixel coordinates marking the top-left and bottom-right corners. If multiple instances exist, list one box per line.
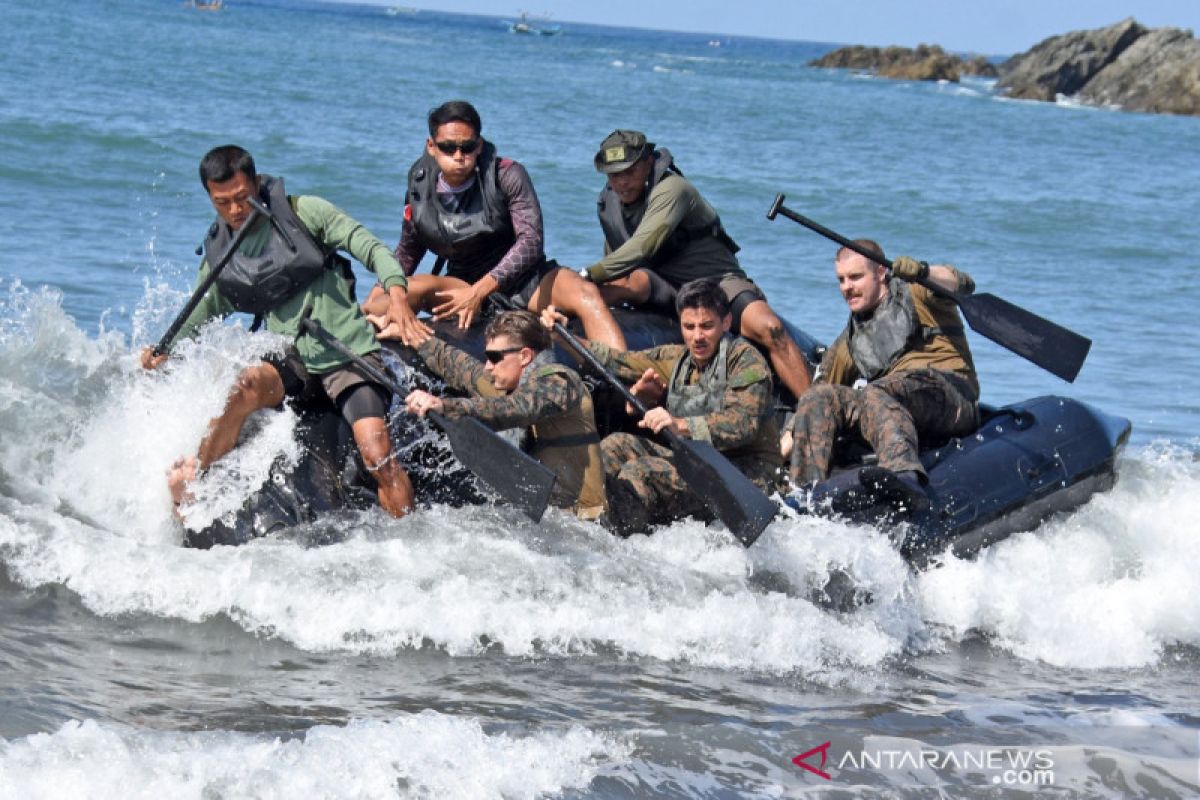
left=435, top=138, right=480, bottom=155
left=483, top=346, right=523, bottom=364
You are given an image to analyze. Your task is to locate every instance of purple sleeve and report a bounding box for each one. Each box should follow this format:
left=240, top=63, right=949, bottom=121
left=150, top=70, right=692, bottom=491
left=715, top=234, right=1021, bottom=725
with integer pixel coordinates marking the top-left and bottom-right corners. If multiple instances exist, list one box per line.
left=487, top=160, right=545, bottom=290
left=394, top=211, right=427, bottom=277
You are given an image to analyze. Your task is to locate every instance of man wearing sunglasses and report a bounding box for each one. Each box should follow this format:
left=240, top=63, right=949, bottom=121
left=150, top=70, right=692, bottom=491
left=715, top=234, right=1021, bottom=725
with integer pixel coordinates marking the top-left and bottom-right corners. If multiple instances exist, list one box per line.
left=366, top=100, right=625, bottom=350
left=585, top=129, right=812, bottom=419
left=402, top=310, right=607, bottom=520
left=543, top=278, right=781, bottom=534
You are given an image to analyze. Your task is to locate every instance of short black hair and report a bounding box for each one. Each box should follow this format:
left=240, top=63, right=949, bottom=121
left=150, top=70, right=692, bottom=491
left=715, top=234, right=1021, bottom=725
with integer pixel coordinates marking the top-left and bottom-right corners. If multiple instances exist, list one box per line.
left=199, top=144, right=256, bottom=190
left=427, top=100, right=482, bottom=138
left=675, top=278, right=730, bottom=318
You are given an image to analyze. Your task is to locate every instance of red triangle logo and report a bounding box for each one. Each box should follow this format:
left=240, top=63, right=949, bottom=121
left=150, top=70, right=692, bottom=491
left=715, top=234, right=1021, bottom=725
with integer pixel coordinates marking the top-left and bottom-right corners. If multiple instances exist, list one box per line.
left=792, top=741, right=832, bottom=780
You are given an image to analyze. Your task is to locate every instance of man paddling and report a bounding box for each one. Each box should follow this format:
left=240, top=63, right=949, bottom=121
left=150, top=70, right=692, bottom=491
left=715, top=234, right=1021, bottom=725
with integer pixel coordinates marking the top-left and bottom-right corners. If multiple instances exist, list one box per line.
left=789, top=241, right=979, bottom=496
left=543, top=278, right=781, bottom=534
left=401, top=310, right=607, bottom=520
left=142, top=144, right=422, bottom=519
left=582, top=129, right=812, bottom=407
left=364, top=100, right=626, bottom=350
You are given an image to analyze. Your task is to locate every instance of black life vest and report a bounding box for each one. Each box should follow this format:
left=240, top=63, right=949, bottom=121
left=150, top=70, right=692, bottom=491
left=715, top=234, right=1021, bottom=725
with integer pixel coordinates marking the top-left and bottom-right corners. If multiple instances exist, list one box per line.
left=406, top=140, right=518, bottom=283
left=596, top=148, right=739, bottom=266
left=205, top=175, right=341, bottom=315
left=847, top=278, right=964, bottom=381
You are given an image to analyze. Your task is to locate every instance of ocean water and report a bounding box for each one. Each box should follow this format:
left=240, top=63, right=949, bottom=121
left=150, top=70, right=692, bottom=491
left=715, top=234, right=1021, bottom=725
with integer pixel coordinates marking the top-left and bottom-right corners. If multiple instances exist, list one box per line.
left=2, top=0, right=1199, bottom=797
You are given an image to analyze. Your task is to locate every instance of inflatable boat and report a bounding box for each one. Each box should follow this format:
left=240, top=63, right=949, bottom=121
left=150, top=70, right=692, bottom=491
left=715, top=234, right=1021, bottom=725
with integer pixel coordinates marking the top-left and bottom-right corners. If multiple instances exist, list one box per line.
left=181, top=307, right=1130, bottom=564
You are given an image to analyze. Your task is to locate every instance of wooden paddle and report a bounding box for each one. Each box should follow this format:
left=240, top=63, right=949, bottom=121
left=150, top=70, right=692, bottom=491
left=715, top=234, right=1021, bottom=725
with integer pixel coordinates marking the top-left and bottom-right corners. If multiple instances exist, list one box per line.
left=766, top=194, right=1092, bottom=383
left=151, top=200, right=267, bottom=358
left=491, top=294, right=776, bottom=546
left=297, top=315, right=557, bottom=523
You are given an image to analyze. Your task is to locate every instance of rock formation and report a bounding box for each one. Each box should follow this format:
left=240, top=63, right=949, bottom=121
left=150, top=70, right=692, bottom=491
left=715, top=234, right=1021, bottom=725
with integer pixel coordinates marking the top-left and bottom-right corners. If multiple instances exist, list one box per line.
left=810, top=44, right=998, bottom=83
left=997, top=18, right=1200, bottom=116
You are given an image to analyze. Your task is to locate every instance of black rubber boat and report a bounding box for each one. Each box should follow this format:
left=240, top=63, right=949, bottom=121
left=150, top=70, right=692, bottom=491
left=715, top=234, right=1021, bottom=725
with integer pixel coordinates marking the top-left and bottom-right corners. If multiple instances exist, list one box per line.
left=181, top=308, right=1130, bottom=562
left=785, top=395, right=1131, bottom=567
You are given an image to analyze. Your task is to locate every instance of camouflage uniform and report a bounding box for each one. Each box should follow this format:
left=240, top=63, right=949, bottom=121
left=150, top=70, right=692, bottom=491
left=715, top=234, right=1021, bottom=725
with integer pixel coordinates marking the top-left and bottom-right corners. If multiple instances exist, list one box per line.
left=586, top=337, right=781, bottom=531
left=790, top=273, right=980, bottom=485
left=417, top=337, right=607, bottom=518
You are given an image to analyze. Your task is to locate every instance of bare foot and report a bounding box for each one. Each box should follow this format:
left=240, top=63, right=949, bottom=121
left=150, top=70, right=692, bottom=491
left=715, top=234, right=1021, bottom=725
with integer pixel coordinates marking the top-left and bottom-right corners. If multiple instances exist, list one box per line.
left=167, top=456, right=200, bottom=510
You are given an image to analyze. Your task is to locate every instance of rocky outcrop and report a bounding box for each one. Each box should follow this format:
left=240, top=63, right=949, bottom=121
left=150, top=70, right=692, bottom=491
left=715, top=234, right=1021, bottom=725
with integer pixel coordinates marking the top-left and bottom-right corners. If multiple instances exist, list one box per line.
left=998, top=18, right=1200, bottom=116
left=997, top=18, right=1145, bottom=101
left=810, top=44, right=998, bottom=83
left=1078, top=28, right=1200, bottom=115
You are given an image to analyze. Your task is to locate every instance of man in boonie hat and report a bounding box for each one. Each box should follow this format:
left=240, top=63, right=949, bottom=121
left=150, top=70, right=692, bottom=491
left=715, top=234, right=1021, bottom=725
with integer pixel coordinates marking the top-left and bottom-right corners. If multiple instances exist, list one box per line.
left=580, top=127, right=813, bottom=440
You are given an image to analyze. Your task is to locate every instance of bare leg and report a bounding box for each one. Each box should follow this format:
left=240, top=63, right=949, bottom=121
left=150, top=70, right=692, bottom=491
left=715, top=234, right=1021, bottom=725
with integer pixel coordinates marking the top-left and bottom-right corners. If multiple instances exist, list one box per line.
left=736, top=300, right=812, bottom=401
left=352, top=416, right=415, bottom=518
left=529, top=267, right=626, bottom=350
left=596, top=269, right=652, bottom=308
left=196, top=362, right=286, bottom=469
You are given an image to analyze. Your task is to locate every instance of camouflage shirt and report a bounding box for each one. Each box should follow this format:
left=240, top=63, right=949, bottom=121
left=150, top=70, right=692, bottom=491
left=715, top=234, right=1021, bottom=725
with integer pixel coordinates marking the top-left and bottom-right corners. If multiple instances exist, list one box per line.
left=583, top=337, right=780, bottom=467
left=416, top=337, right=607, bottom=516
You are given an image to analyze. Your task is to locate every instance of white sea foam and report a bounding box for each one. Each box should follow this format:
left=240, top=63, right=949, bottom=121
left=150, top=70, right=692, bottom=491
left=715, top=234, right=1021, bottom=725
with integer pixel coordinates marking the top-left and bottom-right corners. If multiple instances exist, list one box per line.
left=0, top=713, right=626, bottom=800
left=918, top=442, right=1200, bottom=668
left=3, top=290, right=1199, bottom=680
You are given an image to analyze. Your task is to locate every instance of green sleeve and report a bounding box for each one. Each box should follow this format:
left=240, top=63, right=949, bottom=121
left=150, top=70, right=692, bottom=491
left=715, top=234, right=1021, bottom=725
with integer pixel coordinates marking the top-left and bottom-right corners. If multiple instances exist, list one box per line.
left=293, top=195, right=407, bottom=290
left=585, top=180, right=692, bottom=282
left=172, top=258, right=236, bottom=345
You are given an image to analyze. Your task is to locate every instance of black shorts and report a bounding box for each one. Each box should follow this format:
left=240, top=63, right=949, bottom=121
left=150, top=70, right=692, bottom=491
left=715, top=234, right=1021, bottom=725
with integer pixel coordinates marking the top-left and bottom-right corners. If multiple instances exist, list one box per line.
left=503, top=258, right=559, bottom=309
left=264, top=346, right=391, bottom=426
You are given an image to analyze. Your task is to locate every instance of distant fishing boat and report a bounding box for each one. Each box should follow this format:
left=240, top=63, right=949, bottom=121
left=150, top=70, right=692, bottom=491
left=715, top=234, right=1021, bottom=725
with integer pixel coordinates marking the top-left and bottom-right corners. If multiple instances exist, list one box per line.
left=508, top=11, right=561, bottom=36
left=385, top=5, right=417, bottom=15
left=186, top=0, right=222, bottom=10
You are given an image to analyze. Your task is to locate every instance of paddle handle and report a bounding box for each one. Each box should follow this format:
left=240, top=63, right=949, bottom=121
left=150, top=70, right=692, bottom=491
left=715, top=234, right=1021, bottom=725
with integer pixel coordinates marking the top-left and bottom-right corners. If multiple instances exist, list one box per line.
left=766, top=194, right=961, bottom=302
left=152, top=201, right=266, bottom=357
left=298, top=315, right=400, bottom=396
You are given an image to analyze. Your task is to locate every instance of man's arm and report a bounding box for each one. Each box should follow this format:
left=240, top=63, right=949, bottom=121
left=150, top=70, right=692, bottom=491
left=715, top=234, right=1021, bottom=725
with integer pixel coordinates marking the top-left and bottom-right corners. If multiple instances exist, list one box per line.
left=582, top=340, right=682, bottom=386
left=441, top=370, right=577, bottom=430
left=584, top=180, right=692, bottom=283
left=415, top=336, right=498, bottom=397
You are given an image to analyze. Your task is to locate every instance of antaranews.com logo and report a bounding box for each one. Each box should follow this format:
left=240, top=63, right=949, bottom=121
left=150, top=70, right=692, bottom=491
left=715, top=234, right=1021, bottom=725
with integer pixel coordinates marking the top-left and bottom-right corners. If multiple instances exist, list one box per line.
left=793, top=741, right=1055, bottom=787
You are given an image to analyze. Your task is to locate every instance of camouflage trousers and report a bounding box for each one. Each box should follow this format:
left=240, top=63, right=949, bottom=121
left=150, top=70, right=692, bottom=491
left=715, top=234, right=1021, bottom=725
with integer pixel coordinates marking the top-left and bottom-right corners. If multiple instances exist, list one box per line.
left=789, top=369, right=979, bottom=485
left=601, top=432, right=778, bottom=533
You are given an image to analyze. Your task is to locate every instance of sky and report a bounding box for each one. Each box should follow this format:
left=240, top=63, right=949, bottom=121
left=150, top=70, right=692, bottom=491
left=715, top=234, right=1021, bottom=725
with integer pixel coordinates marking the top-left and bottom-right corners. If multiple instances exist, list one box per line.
left=354, top=0, right=1200, bottom=54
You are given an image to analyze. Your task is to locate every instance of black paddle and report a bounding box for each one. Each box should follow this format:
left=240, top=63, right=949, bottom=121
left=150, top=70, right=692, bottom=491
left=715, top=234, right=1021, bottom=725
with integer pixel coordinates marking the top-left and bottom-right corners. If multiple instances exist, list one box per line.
left=491, top=295, right=777, bottom=546
left=766, top=194, right=1092, bottom=383
left=151, top=200, right=267, bottom=358
left=297, top=315, right=557, bottom=523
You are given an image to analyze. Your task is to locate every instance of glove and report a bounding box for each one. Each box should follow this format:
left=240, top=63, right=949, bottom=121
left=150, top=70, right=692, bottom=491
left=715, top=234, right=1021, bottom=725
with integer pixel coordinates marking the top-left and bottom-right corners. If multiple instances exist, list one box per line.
left=891, top=255, right=930, bottom=281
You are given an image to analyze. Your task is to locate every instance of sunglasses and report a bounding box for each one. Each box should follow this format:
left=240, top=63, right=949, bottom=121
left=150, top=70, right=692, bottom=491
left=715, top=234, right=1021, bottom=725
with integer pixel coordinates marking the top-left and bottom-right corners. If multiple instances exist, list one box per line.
left=434, top=138, right=480, bottom=155
left=483, top=346, right=523, bottom=364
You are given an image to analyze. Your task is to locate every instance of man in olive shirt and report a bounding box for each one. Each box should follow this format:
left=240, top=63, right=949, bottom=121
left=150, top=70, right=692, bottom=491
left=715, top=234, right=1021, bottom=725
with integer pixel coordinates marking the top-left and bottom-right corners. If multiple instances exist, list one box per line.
left=141, top=145, right=425, bottom=518
left=583, top=129, right=811, bottom=406
left=789, top=240, right=980, bottom=494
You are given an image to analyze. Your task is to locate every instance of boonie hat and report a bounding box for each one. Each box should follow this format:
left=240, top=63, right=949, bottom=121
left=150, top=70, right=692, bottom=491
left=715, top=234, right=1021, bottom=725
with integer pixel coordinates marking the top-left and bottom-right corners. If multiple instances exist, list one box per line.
left=594, top=129, right=654, bottom=173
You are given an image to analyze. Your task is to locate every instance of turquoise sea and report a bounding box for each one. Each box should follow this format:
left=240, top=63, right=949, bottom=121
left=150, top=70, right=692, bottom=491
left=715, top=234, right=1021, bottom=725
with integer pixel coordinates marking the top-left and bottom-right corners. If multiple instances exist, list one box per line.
left=1, top=0, right=1199, bottom=796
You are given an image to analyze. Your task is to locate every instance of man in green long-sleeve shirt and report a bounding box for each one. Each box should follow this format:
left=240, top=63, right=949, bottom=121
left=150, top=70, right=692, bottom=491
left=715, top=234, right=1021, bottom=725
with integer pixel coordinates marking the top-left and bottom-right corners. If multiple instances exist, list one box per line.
left=141, top=145, right=428, bottom=519
left=584, top=129, right=812, bottom=412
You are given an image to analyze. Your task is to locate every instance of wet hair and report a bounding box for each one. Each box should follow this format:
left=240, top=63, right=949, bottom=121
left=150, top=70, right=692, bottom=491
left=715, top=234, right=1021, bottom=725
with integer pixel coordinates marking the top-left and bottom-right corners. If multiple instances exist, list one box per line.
left=199, top=144, right=256, bottom=190
left=485, top=309, right=550, bottom=352
left=427, top=100, right=482, bottom=138
left=836, top=239, right=886, bottom=268
left=675, top=278, right=730, bottom=318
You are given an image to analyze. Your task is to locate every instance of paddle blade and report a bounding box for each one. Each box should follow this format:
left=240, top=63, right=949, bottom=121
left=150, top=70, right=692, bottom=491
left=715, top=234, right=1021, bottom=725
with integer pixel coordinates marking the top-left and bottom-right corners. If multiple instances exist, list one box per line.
left=435, top=414, right=557, bottom=522
left=959, top=292, right=1092, bottom=383
left=669, top=438, right=777, bottom=547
